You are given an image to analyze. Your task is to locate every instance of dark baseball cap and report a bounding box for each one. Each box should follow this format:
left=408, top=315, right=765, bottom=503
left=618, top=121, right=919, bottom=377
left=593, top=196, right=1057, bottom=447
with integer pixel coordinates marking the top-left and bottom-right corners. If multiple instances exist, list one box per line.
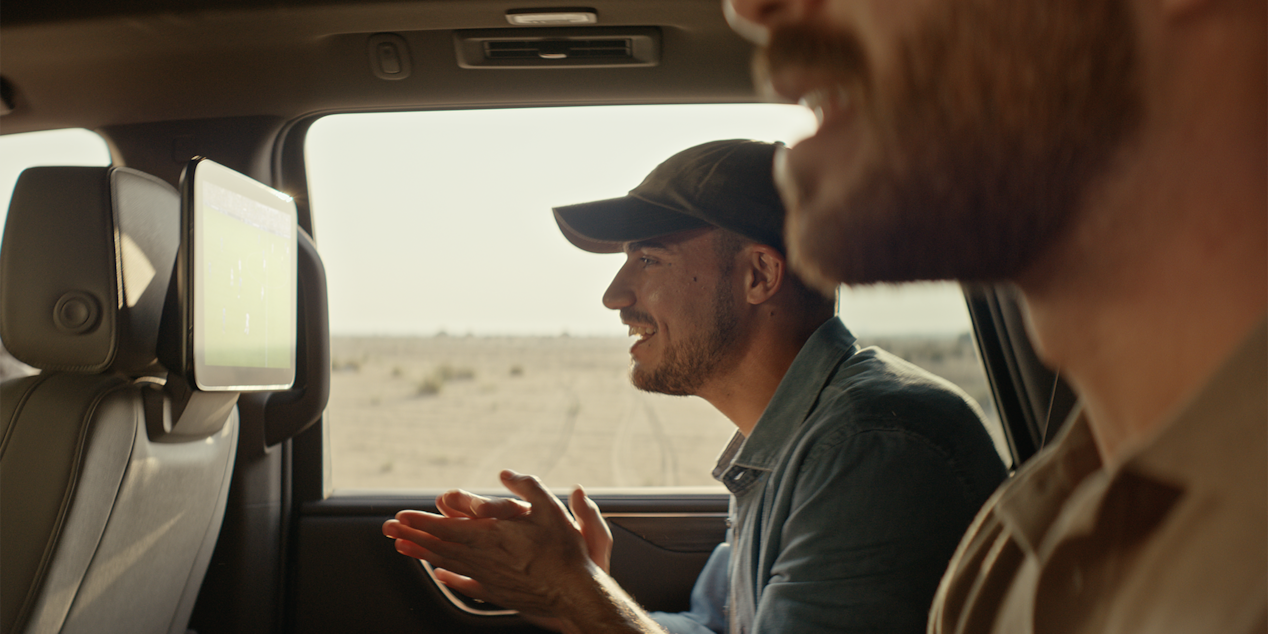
left=552, top=139, right=787, bottom=254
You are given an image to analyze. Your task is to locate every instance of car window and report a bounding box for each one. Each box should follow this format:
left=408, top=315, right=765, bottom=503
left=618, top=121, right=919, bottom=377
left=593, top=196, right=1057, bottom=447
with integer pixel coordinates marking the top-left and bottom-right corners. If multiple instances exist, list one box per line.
left=0, top=128, right=112, bottom=381
left=305, top=105, right=1008, bottom=493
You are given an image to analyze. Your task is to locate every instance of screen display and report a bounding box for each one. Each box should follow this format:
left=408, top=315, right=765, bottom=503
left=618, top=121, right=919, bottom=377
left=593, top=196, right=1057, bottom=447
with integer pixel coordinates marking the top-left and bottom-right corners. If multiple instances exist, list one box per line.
left=186, top=158, right=297, bottom=391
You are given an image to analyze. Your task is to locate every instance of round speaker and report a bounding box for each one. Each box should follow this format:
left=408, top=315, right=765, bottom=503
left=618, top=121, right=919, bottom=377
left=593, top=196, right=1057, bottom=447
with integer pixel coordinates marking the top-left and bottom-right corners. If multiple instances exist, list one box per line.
left=53, top=291, right=102, bottom=334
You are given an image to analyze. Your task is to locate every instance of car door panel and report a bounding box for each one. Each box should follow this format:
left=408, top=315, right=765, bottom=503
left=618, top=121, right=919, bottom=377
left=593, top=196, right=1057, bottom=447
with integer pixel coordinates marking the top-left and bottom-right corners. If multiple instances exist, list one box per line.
left=291, top=494, right=727, bottom=632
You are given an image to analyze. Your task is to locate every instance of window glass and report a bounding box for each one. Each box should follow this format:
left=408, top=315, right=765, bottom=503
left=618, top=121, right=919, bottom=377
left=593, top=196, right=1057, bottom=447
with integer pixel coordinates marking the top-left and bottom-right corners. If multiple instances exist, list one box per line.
left=0, top=129, right=112, bottom=381
left=306, top=106, right=1006, bottom=492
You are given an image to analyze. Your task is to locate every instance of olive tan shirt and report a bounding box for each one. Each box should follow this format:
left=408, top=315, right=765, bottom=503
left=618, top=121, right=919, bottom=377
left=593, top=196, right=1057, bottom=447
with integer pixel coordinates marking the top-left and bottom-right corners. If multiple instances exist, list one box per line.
left=929, top=319, right=1267, bottom=634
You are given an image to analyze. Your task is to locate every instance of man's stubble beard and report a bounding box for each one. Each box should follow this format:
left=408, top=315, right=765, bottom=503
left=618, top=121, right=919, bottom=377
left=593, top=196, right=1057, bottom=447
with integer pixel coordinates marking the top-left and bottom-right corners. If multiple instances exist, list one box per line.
left=630, top=273, right=740, bottom=397
left=764, top=0, right=1143, bottom=288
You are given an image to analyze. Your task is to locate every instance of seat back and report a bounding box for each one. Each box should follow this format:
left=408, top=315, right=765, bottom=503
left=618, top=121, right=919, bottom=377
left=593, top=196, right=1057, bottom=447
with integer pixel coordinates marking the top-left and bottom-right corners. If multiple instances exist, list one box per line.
left=0, top=166, right=239, bottom=634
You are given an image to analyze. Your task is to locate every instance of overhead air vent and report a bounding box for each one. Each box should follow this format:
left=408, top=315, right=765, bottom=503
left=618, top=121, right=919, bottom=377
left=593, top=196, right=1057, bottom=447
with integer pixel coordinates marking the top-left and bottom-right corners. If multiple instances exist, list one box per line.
left=455, top=27, right=659, bottom=69
left=484, top=39, right=631, bottom=61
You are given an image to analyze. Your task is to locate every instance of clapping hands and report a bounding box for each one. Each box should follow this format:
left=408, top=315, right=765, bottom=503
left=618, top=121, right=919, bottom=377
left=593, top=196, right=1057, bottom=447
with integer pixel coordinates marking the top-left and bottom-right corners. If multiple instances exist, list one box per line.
left=382, top=470, right=613, bottom=629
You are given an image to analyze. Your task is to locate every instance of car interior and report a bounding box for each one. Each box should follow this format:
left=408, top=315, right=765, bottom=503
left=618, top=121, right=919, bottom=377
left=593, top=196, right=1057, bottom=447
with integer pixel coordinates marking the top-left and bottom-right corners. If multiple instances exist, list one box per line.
left=1, top=1, right=1076, bottom=632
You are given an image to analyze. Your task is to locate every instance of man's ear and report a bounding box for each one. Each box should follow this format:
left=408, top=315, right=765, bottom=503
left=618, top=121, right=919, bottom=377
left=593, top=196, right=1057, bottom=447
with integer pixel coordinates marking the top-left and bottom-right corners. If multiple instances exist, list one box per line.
left=743, top=244, right=785, bottom=306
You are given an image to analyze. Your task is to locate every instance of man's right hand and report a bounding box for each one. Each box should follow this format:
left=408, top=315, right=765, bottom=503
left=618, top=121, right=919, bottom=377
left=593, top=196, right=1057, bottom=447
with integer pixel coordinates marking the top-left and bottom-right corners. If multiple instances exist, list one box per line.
left=436, top=488, right=530, bottom=520
left=434, top=480, right=613, bottom=574
left=385, top=471, right=645, bottom=634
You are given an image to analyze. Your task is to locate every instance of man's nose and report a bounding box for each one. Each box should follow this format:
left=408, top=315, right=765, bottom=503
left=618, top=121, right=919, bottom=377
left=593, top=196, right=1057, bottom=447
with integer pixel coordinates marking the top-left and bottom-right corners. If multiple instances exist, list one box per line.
left=602, top=265, right=635, bottom=311
left=726, top=0, right=817, bottom=35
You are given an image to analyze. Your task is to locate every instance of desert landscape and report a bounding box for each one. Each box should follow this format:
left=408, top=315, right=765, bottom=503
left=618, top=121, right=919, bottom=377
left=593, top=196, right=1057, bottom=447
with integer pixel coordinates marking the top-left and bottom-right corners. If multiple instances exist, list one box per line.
left=326, top=331, right=1004, bottom=493
left=0, top=332, right=1003, bottom=494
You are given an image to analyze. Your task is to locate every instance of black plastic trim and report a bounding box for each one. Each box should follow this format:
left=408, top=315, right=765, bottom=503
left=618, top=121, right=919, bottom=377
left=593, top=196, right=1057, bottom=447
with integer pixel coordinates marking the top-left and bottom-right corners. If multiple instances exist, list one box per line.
left=963, top=284, right=1076, bottom=467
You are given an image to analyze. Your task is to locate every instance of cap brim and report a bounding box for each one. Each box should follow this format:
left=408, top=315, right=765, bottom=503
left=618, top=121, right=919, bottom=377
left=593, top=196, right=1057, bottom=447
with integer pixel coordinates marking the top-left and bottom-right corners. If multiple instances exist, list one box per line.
left=552, top=196, right=712, bottom=254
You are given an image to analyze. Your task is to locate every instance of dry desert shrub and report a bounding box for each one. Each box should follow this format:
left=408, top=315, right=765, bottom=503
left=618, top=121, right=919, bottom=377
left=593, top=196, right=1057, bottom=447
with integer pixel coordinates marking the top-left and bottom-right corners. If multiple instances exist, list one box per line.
left=415, top=376, right=443, bottom=397
left=435, top=364, right=475, bottom=382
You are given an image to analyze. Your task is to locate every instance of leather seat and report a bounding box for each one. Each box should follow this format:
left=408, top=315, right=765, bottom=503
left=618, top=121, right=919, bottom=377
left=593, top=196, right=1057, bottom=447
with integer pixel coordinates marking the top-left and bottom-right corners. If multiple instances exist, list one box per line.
left=0, top=166, right=239, bottom=634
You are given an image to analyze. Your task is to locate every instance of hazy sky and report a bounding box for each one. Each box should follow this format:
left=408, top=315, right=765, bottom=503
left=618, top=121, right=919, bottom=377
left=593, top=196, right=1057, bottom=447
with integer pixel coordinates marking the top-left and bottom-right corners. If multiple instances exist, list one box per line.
left=1, top=107, right=973, bottom=338
left=305, top=104, right=973, bottom=337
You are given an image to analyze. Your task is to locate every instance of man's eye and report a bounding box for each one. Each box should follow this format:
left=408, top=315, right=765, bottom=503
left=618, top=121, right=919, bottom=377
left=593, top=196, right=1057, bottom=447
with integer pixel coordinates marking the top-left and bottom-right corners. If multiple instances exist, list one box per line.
left=639, top=256, right=657, bottom=267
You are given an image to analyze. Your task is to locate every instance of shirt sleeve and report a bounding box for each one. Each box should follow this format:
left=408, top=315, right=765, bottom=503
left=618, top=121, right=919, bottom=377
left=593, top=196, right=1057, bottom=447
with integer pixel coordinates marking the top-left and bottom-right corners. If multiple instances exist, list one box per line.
left=751, top=429, right=987, bottom=634
left=650, top=542, right=731, bottom=634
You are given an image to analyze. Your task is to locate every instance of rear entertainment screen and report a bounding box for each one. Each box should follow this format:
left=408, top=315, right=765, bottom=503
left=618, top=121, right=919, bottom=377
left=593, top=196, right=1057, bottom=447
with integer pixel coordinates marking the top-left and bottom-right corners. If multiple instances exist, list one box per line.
left=182, top=158, right=297, bottom=391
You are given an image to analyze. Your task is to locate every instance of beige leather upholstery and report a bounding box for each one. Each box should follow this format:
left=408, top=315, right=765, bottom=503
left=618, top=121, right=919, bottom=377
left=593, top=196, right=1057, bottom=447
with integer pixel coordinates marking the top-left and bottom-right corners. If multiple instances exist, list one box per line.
left=0, top=166, right=238, bottom=634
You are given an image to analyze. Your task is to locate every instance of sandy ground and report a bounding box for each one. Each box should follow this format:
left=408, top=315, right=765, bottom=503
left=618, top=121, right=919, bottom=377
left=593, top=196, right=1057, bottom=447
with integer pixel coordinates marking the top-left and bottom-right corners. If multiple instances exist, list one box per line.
left=327, top=333, right=1002, bottom=492
left=0, top=334, right=1001, bottom=493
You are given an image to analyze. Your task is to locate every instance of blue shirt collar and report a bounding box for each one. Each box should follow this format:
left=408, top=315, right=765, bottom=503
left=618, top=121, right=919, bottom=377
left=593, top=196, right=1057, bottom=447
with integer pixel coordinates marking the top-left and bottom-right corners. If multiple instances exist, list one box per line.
left=714, top=318, right=858, bottom=485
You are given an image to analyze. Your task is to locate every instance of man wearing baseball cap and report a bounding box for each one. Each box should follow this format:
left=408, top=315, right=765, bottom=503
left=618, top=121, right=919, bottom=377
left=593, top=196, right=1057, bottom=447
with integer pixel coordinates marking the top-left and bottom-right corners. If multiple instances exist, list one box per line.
left=384, top=139, right=1006, bottom=634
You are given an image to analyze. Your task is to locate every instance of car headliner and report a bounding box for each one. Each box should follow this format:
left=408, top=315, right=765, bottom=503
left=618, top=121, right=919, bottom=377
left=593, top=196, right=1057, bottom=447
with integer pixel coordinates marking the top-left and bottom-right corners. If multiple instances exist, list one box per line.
left=1, top=0, right=762, bottom=136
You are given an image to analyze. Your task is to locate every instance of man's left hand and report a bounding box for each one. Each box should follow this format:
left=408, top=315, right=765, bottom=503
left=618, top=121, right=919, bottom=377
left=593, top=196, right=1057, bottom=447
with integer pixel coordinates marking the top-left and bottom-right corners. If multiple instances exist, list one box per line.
left=382, top=470, right=612, bottom=622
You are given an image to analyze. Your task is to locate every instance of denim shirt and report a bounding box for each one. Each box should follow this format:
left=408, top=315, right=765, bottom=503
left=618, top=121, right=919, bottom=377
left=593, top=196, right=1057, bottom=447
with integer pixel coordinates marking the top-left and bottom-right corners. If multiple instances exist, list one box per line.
left=655, top=318, right=1007, bottom=634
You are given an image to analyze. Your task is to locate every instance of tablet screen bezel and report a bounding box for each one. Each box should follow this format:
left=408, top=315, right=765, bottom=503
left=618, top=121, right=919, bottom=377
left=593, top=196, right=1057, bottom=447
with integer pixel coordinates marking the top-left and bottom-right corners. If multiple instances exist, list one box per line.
left=183, top=157, right=298, bottom=391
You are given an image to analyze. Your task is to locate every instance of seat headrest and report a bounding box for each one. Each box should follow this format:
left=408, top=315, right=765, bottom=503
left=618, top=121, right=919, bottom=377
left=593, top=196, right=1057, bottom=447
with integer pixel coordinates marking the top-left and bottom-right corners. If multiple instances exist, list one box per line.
left=1, top=166, right=178, bottom=374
